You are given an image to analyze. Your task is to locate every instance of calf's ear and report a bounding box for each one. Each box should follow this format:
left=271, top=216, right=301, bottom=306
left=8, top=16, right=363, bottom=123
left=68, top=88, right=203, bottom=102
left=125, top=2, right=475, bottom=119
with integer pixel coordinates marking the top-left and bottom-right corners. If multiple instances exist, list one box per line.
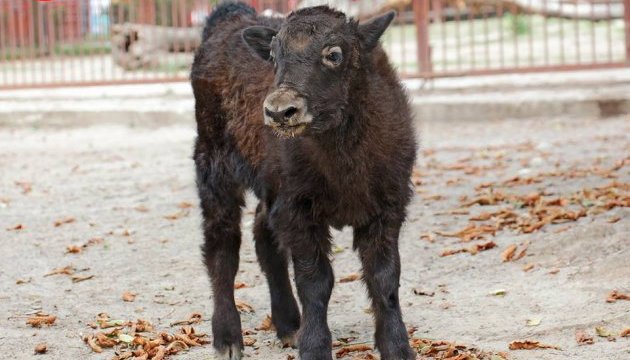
left=358, top=11, right=395, bottom=51
left=242, top=26, right=277, bottom=61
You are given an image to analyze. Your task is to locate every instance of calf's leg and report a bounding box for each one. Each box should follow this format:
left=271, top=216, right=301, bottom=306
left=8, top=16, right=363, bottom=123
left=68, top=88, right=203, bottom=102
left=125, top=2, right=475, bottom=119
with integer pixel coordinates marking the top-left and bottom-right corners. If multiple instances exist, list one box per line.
left=354, top=215, right=415, bottom=360
left=271, top=201, right=334, bottom=360
left=253, top=201, right=301, bottom=346
left=196, top=156, right=245, bottom=360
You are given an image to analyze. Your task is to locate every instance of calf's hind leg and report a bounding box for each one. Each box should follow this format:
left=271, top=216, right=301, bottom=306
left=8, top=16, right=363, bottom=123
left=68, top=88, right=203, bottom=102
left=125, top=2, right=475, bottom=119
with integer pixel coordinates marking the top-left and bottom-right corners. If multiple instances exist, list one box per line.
left=196, top=155, right=245, bottom=360
left=253, top=201, right=301, bottom=346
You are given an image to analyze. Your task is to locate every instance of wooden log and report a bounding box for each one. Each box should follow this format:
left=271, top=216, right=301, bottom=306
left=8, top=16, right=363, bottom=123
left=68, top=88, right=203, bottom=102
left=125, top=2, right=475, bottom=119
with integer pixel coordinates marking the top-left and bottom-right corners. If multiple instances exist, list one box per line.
left=111, top=23, right=201, bottom=70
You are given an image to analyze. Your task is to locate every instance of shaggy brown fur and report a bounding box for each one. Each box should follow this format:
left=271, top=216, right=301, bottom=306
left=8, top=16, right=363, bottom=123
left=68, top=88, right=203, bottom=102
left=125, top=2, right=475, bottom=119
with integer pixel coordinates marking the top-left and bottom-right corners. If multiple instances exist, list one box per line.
left=191, top=3, right=417, bottom=360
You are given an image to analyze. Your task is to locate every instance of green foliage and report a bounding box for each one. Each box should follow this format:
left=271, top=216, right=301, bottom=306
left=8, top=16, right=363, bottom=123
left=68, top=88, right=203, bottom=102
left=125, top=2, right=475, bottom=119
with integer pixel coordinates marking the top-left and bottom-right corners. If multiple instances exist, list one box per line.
left=505, top=13, right=530, bottom=37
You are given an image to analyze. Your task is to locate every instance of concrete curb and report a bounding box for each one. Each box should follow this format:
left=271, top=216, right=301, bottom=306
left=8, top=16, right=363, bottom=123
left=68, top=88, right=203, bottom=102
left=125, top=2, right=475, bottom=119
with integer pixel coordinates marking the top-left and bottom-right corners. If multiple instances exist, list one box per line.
left=1, top=71, right=629, bottom=127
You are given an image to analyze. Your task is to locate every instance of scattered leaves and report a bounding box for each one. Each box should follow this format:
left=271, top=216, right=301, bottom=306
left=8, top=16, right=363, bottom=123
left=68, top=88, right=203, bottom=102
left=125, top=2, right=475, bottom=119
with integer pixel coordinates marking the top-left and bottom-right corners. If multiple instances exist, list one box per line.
left=84, top=315, right=209, bottom=359
left=508, top=340, right=561, bottom=350
left=410, top=338, right=507, bottom=359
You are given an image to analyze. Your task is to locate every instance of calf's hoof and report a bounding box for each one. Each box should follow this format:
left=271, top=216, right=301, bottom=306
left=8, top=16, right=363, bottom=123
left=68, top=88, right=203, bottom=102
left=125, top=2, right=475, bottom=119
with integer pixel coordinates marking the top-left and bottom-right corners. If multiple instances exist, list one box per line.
left=215, top=344, right=243, bottom=360
left=280, top=332, right=298, bottom=348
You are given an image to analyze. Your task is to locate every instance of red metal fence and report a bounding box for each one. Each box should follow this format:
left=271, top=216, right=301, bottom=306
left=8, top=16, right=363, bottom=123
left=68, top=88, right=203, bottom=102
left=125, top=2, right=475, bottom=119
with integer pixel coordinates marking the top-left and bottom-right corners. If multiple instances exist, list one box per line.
left=0, top=0, right=629, bottom=89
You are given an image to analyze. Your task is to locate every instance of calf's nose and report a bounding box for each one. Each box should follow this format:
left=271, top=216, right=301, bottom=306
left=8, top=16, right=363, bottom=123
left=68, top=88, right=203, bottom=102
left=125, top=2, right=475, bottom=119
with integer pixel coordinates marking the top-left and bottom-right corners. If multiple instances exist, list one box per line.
left=264, top=105, right=299, bottom=125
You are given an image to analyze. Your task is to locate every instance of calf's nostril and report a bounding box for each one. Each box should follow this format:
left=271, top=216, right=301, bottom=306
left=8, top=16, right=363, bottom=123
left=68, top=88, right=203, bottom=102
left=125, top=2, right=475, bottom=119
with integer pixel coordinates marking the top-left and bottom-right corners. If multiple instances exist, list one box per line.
left=283, top=106, right=298, bottom=119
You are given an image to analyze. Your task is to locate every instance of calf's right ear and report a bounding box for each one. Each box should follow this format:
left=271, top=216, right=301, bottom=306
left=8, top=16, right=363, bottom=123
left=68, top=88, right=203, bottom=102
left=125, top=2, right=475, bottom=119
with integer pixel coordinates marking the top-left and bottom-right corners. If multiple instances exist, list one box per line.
left=242, top=26, right=277, bottom=61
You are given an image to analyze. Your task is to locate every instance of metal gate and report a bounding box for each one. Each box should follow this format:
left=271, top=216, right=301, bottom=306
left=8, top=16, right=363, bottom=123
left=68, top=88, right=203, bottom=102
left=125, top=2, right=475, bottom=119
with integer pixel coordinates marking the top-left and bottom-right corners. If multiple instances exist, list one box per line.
left=0, top=0, right=628, bottom=89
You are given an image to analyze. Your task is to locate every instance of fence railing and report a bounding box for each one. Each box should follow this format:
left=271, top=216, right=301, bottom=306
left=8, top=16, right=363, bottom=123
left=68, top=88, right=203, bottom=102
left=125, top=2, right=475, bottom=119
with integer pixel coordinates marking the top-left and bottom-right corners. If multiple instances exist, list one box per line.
left=0, top=0, right=628, bottom=89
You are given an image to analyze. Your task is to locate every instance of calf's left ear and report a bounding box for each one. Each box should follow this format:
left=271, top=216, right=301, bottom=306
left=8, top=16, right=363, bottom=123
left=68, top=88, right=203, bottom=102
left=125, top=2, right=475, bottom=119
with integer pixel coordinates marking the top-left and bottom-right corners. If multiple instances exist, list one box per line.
left=358, top=11, right=395, bottom=51
left=242, top=26, right=277, bottom=61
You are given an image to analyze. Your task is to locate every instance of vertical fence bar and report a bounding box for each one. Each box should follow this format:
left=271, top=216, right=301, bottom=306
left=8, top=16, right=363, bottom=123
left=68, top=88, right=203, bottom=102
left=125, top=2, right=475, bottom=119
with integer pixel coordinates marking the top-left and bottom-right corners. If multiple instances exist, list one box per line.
left=47, top=4, right=56, bottom=85
left=573, top=2, right=581, bottom=64
left=413, top=0, right=430, bottom=77
left=625, top=0, right=630, bottom=63
left=498, top=1, right=505, bottom=69
left=607, top=0, right=612, bottom=61
left=468, top=1, right=475, bottom=70
left=0, top=0, right=6, bottom=86
left=590, top=0, right=596, bottom=63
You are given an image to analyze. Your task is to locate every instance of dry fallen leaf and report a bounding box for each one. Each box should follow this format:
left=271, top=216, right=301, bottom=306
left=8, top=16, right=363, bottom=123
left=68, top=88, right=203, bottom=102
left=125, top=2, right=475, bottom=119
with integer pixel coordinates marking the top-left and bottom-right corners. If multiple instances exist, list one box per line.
left=45, top=265, right=75, bottom=277
left=6, top=223, right=24, bottom=231
left=412, top=288, right=435, bottom=297
left=548, top=268, right=560, bottom=275
left=27, top=313, right=56, bottom=327
left=71, top=274, right=94, bottom=283
left=508, top=340, right=561, bottom=350
left=54, top=216, right=76, bottom=227
left=620, top=328, right=630, bottom=337
left=34, top=342, right=47, bottom=354
left=575, top=329, right=594, bottom=345
left=243, top=337, right=256, bottom=346
left=177, top=201, right=193, bottom=209
left=66, top=245, right=82, bottom=254
left=606, top=216, right=621, bottom=223
left=339, top=273, right=361, bottom=283
left=606, top=289, right=630, bottom=303
left=15, top=181, right=32, bottom=194
left=234, top=281, right=248, bottom=289
left=441, top=241, right=496, bottom=257
left=255, top=314, right=275, bottom=331
left=122, top=291, right=136, bottom=302
left=435, top=224, right=497, bottom=242
left=595, top=326, right=615, bottom=338
left=522, top=263, right=535, bottom=272
left=526, top=318, right=541, bottom=327
left=501, top=244, right=517, bottom=262
left=163, top=209, right=190, bottom=221
left=170, top=312, right=202, bottom=326
left=335, top=344, right=372, bottom=358
left=235, top=299, right=255, bottom=313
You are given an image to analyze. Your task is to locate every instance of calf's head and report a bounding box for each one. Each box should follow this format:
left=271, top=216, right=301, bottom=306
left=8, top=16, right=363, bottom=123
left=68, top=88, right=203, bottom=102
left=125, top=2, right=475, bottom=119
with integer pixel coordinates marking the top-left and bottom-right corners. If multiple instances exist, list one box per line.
left=243, top=6, right=394, bottom=137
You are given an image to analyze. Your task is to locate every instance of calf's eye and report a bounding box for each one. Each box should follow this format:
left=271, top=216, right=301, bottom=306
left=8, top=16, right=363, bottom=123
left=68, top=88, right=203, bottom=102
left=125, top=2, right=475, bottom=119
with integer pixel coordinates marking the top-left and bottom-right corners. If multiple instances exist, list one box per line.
left=322, top=46, right=343, bottom=67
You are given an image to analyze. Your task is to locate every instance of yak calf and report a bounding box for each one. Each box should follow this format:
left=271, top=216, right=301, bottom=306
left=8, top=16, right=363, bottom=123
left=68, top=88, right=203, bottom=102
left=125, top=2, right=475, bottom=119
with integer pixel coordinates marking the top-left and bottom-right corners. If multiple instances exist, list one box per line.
left=191, top=2, right=417, bottom=360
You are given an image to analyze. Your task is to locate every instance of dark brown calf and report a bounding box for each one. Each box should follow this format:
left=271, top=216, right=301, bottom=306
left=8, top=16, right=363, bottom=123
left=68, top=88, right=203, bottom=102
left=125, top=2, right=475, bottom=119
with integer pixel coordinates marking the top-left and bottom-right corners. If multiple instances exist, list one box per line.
left=191, top=3, right=417, bottom=360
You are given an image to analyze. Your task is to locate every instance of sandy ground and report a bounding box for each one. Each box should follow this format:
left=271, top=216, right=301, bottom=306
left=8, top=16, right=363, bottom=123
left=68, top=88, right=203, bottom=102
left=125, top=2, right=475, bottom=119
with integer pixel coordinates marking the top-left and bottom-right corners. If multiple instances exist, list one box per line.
left=0, top=115, right=628, bottom=360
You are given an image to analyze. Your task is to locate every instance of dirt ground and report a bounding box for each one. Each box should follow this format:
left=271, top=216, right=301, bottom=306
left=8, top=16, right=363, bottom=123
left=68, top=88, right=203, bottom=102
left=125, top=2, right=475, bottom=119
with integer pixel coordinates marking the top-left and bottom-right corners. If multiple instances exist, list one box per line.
left=0, top=114, right=628, bottom=360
